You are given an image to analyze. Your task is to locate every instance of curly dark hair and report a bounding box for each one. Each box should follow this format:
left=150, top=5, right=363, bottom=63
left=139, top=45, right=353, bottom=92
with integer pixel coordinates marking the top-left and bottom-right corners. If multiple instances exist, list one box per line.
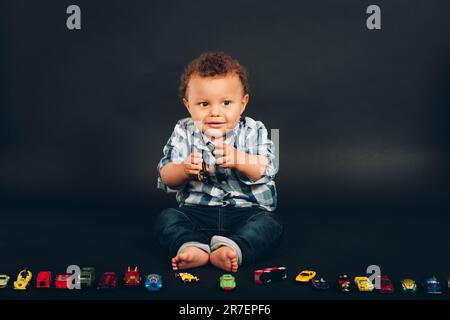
left=179, top=52, right=250, bottom=100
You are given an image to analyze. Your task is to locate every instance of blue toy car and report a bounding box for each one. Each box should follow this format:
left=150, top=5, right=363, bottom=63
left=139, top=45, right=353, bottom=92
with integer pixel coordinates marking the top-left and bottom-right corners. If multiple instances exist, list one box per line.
left=421, top=276, right=442, bottom=294
left=145, top=274, right=162, bottom=291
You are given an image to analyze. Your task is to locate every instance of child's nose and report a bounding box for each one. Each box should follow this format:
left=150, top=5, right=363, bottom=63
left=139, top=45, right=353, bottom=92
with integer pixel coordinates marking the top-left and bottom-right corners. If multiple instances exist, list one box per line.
left=209, top=104, right=221, bottom=116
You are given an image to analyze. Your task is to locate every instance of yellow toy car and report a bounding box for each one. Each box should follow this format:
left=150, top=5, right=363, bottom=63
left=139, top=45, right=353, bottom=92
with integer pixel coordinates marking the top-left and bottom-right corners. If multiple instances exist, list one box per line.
left=0, top=275, right=10, bottom=288
left=295, top=270, right=316, bottom=283
left=354, top=276, right=374, bottom=292
left=14, top=269, right=33, bottom=290
left=176, top=272, right=199, bottom=283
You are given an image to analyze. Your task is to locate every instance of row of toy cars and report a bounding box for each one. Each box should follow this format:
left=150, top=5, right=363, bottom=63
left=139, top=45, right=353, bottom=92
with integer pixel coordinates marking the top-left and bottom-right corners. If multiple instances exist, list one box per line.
left=0, top=267, right=163, bottom=291
left=253, top=267, right=450, bottom=294
left=1, top=266, right=447, bottom=294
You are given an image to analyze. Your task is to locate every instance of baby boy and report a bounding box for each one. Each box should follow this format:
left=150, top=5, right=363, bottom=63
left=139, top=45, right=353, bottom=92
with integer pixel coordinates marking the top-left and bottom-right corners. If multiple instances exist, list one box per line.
left=154, top=52, right=282, bottom=272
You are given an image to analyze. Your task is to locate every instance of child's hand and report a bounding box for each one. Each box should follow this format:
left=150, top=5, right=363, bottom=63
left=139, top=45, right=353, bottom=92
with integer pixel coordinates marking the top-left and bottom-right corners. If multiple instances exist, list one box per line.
left=182, top=152, right=205, bottom=177
left=212, top=140, right=268, bottom=181
left=212, top=141, right=242, bottom=169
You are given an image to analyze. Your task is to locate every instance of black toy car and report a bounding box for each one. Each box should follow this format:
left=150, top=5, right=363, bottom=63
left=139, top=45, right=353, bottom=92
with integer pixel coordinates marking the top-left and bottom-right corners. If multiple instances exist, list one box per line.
left=311, top=277, right=330, bottom=290
left=254, top=267, right=287, bottom=285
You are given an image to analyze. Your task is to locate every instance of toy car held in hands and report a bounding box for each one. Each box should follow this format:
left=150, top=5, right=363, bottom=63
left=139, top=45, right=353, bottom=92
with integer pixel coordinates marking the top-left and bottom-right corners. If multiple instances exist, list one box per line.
left=254, top=267, right=287, bottom=285
left=197, top=159, right=210, bottom=182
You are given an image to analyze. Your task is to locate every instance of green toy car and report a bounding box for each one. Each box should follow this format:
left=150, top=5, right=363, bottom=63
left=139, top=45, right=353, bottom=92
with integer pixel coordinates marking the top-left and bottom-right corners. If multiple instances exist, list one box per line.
left=79, top=267, right=96, bottom=288
left=220, top=274, right=236, bottom=291
left=401, top=278, right=417, bottom=293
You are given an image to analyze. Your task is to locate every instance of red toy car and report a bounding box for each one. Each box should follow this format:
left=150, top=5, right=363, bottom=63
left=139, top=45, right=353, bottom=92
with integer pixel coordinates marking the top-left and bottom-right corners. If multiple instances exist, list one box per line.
left=254, top=267, right=287, bottom=285
left=124, top=266, right=141, bottom=286
left=379, top=275, right=395, bottom=293
left=97, top=272, right=117, bottom=289
left=55, top=274, right=71, bottom=289
left=36, top=271, right=52, bottom=289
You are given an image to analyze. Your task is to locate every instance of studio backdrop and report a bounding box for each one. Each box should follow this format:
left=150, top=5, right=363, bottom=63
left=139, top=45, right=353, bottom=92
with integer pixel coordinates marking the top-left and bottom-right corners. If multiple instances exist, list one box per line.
left=1, top=0, right=449, bottom=214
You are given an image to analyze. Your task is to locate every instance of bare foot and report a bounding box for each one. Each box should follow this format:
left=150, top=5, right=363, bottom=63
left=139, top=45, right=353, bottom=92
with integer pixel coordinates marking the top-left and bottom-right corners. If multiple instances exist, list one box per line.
left=172, top=246, right=209, bottom=271
left=210, top=246, right=238, bottom=272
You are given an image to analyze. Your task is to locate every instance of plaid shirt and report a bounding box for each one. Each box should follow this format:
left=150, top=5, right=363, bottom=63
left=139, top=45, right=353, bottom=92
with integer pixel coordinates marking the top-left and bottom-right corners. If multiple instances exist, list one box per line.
left=157, top=116, right=278, bottom=211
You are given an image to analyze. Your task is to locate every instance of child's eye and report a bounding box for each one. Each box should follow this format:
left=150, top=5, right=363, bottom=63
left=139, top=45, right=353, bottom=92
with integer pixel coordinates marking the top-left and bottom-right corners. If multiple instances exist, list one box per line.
left=199, top=102, right=209, bottom=107
left=223, top=100, right=232, bottom=106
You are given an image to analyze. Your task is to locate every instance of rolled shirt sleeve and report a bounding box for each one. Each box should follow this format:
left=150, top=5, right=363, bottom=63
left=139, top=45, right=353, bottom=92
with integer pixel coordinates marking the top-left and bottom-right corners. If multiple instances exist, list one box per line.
left=157, top=120, right=191, bottom=192
left=236, top=119, right=278, bottom=185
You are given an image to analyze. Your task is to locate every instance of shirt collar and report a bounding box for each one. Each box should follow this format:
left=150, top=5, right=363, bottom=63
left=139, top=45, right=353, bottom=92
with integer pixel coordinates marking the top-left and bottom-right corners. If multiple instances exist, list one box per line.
left=192, top=118, right=241, bottom=151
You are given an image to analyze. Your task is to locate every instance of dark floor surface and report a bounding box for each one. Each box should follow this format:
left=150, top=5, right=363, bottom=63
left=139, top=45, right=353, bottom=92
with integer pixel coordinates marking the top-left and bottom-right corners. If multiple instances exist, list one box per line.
left=1, top=198, right=449, bottom=300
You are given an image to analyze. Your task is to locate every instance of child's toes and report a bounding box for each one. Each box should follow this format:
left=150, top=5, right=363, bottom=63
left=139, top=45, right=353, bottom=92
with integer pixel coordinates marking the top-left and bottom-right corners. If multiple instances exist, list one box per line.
left=230, top=258, right=238, bottom=273
left=172, top=257, right=180, bottom=270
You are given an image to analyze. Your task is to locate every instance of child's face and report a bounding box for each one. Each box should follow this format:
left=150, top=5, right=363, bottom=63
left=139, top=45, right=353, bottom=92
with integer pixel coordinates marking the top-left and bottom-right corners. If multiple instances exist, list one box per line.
left=183, top=73, right=249, bottom=139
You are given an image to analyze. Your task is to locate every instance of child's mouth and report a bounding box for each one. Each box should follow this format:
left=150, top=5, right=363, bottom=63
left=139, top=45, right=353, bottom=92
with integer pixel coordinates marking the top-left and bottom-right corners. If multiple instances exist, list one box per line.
left=206, top=122, right=225, bottom=128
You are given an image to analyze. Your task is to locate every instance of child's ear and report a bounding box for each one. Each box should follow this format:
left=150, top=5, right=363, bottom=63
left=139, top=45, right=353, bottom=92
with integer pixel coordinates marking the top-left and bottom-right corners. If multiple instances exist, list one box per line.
left=183, top=98, right=190, bottom=111
left=240, top=94, right=249, bottom=115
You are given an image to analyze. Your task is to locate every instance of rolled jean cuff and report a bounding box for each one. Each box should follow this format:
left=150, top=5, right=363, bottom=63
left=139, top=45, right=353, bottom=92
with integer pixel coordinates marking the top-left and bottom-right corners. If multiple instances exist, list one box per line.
left=210, top=235, right=243, bottom=266
left=177, top=242, right=211, bottom=255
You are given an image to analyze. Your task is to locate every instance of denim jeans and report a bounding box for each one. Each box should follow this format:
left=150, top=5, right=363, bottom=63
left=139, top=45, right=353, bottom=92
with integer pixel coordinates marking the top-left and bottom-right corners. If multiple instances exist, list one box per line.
left=153, top=205, right=283, bottom=266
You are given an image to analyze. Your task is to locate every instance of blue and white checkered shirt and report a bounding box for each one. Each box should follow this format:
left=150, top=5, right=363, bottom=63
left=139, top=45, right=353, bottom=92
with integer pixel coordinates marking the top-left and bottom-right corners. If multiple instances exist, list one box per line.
left=157, top=116, right=278, bottom=211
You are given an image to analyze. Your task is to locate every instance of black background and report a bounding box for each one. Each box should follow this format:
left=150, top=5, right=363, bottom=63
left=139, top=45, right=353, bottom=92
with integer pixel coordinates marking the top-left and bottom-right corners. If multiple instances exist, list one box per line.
left=1, top=0, right=449, bottom=300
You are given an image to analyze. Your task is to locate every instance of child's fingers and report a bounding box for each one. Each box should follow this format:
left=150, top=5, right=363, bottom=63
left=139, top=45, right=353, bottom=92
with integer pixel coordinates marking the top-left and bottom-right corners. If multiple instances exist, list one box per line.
left=184, top=152, right=202, bottom=165
left=212, top=140, right=225, bottom=150
left=215, top=156, right=227, bottom=165
left=191, top=157, right=203, bottom=165
left=191, top=152, right=203, bottom=159
left=190, top=152, right=203, bottom=164
left=184, top=163, right=201, bottom=175
left=186, top=169, right=200, bottom=175
left=217, top=151, right=235, bottom=164
left=217, top=155, right=233, bottom=168
left=213, top=148, right=225, bottom=157
left=186, top=163, right=201, bottom=171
